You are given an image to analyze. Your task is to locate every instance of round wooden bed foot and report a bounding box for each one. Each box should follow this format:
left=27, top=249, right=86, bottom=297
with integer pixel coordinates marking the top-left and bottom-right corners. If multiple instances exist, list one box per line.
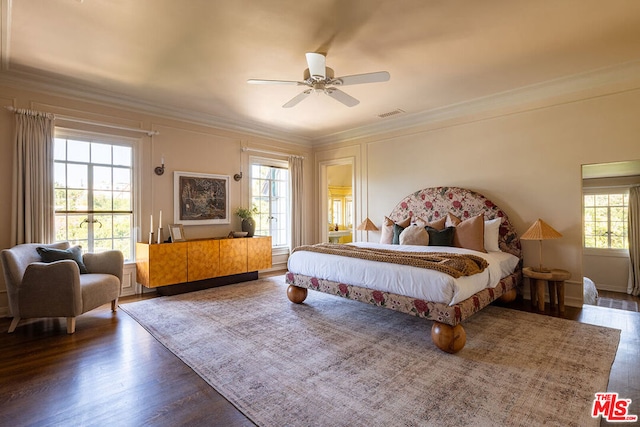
left=498, top=289, right=517, bottom=303
left=431, top=322, right=466, bottom=353
left=287, top=285, right=308, bottom=304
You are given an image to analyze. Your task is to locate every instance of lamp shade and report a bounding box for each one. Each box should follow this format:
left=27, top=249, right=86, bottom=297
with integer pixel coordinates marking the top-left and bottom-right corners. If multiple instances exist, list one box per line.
left=357, top=217, right=379, bottom=231
left=520, top=219, right=562, bottom=240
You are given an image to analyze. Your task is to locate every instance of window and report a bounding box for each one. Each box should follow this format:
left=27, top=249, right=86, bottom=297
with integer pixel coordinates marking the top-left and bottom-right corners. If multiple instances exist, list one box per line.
left=54, top=133, right=135, bottom=260
left=331, top=199, right=342, bottom=226
left=250, top=159, right=289, bottom=247
left=583, top=192, right=629, bottom=250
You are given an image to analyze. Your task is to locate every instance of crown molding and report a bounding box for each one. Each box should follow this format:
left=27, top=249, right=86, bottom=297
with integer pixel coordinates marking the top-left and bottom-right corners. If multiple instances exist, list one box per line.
left=0, top=67, right=313, bottom=147
left=311, top=60, right=640, bottom=146
left=2, top=57, right=640, bottom=148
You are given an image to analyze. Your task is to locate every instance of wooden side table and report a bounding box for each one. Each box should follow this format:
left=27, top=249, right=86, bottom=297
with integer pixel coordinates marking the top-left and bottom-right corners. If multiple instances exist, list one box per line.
left=522, top=267, right=571, bottom=313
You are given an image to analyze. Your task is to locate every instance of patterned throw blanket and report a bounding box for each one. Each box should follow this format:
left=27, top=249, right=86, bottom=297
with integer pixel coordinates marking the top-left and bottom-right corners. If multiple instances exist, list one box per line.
left=292, top=243, right=488, bottom=278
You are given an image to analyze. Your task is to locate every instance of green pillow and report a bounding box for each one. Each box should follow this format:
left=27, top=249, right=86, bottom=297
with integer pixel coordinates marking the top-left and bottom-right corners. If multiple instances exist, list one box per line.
left=426, top=226, right=455, bottom=247
left=36, top=245, right=88, bottom=274
left=392, top=223, right=407, bottom=245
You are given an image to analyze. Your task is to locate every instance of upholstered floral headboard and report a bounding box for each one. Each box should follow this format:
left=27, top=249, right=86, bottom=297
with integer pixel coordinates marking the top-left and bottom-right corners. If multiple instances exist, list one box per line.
left=388, top=186, right=522, bottom=258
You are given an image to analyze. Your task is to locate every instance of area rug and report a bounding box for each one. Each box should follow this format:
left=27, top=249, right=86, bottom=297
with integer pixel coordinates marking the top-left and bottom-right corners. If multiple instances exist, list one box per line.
left=120, top=276, right=620, bottom=427
left=597, top=296, right=639, bottom=312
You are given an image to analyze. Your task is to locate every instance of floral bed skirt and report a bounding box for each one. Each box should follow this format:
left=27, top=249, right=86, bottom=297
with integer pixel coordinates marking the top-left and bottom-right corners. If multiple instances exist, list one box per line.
left=285, top=270, right=522, bottom=326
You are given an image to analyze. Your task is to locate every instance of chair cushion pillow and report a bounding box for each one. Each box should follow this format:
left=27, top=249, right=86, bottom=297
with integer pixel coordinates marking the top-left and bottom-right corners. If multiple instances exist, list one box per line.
left=37, top=245, right=88, bottom=274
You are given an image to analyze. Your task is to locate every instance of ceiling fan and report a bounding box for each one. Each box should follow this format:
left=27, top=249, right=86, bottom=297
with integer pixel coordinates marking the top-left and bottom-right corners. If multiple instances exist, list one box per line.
left=247, top=52, right=390, bottom=108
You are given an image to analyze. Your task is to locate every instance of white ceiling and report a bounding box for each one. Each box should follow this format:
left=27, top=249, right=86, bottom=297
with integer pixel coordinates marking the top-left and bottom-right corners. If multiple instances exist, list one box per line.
left=2, top=0, right=640, bottom=144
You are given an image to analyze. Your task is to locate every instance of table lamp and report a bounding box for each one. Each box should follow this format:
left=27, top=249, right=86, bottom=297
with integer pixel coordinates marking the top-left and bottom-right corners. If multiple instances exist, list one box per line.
left=520, top=218, right=562, bottom=272
left=357, top=217, right=379, bottom=241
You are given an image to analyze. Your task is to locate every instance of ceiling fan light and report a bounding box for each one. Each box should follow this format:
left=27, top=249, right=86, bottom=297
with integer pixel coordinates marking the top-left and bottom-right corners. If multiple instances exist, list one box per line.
left=305, top=52, right=326, bottom=80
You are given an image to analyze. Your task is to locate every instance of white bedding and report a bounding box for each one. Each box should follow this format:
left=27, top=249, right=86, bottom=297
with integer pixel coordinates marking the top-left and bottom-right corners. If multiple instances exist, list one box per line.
left=287, top=242, right=520, bottom=306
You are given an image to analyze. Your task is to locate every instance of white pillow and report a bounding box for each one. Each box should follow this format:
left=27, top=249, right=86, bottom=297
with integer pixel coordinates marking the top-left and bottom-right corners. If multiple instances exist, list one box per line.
left=399, top=224, right=430, bottom=246
left=484, top=218, right=502, bottom=252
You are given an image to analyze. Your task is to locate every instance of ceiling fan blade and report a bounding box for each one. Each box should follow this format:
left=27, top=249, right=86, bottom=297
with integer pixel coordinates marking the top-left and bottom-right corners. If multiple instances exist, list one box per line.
left=305, top=52, right=326, bottom=80
left=333, top=71, right=390, bottom=86
left=325, top=88, right=359, bottom=107
left=282, top=89, right=312, bottom=108
left=247, top=79, right=304, bottom=85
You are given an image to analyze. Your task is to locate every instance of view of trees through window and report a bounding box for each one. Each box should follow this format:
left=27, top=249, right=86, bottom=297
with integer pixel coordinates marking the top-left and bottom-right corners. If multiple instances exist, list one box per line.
left=583, top=193, right=629, bottom=249
left=250, top=162, right=289, bottom=247
left=54, top=136, right=134, bottom=260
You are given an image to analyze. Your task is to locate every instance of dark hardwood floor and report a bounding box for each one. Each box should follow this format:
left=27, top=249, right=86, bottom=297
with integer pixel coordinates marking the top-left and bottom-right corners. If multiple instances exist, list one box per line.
left=596, top=289, right=640, bottom=305
left=1, top=274, right=638, bottom=426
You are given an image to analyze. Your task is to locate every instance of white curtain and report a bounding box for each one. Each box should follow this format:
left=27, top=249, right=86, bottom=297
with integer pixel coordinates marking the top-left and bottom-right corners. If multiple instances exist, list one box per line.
left=628, top=186, right=640, bottom=296
left=11, top=109, right=55, bottom=245
left=289, top=155, right=304, bottom=250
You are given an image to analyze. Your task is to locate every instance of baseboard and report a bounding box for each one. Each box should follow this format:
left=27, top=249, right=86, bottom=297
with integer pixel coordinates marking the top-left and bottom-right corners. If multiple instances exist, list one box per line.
left=594, top=283, right=629, bottom=293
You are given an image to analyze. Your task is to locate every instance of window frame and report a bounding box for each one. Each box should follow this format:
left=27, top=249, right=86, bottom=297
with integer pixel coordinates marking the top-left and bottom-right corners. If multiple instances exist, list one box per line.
left=582, top=186, right=629, bottom=257
left=53, top=128, right=140, bottom=262
left=248, top=156, right=290, bottom=249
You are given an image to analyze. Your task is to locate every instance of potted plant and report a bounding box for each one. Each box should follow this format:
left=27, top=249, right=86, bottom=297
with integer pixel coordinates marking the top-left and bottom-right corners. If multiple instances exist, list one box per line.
left=235, top=206, right=258, bottom=237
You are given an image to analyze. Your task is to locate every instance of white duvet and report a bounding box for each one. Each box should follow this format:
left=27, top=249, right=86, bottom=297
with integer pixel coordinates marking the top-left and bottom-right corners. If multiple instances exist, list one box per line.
left=287, top=242, right=519, bottom=306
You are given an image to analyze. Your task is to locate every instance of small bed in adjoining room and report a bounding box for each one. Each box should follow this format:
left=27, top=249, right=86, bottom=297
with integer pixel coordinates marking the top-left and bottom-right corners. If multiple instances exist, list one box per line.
left=285, top=186, right=523, bottom=353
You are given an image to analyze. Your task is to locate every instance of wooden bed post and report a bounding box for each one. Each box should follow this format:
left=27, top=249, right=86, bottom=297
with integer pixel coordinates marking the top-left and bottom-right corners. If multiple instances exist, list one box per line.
left=287, top=285, right=308, bottom=304
left=431, top=322, right=466, bottom=353
left=498, top=289, right=517, bottom=303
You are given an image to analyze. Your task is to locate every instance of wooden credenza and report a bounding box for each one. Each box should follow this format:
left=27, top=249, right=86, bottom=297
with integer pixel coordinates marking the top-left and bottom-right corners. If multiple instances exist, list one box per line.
left=136, top=236, right=272, bottom=289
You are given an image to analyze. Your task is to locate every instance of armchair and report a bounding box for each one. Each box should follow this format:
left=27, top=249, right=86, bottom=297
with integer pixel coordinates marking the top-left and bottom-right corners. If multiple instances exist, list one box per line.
left=1, top=242, right=123, bottom=334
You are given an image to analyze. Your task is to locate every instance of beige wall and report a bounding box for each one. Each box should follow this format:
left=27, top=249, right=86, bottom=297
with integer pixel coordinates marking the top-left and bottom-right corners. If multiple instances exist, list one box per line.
left=2, top=81, right=640, bottom=312
left=0, top=85, right=314, bottom=315
left=316, top=87, right=640, bottom=307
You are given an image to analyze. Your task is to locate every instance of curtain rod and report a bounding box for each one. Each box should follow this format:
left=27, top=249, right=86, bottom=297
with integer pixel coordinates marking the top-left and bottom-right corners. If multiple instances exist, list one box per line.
left=242, top=146, right=304, bottom=159
left=5, top=106, right=159, bottom=137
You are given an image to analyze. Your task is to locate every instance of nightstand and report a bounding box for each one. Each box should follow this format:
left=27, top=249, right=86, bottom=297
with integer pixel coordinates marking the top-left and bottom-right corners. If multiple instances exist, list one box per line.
left=522, top=267, right=571, bottom=313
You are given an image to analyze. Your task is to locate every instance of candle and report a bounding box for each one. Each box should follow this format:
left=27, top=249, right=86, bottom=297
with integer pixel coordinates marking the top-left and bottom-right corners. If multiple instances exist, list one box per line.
left=161, top=155, right=165, bottom=166
left=150, top=214, right=153, bottom=231
left=159, top=210, right=162, bottom=228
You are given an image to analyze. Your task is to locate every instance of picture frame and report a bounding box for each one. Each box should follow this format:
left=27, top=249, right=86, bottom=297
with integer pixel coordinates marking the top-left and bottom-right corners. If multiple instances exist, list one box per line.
left=168, top=224, right=186, bottom=242
left=174, top=171, right=230, bottom=225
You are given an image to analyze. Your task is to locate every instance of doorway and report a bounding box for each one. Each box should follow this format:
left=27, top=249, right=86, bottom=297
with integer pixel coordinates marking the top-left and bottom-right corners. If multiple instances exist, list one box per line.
left=320, top=158, right=354, bottom=244
left=581, top=160, right=640, bottom=311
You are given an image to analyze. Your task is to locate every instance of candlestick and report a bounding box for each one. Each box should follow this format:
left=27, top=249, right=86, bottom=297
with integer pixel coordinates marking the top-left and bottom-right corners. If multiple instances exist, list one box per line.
left=148, top=231, right=154, bottom=245
left=157, top=227, right=163, bottom=244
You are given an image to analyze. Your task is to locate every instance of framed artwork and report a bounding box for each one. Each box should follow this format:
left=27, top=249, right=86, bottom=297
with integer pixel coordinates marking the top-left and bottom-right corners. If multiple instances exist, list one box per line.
left=168, top=224, right=186, bottom=242
left=174, top=171, right=230, bottom=225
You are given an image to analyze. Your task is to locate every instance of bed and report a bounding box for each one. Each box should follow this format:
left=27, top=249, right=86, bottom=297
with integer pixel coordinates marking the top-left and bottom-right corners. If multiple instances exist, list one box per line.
left=285, top=186, right=523, bottom=353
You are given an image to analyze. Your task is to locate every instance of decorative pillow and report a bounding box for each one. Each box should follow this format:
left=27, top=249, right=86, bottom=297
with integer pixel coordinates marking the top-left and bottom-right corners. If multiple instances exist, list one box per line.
left=380, top=216, right=411, bottom=244
left=36, top=245, right=88, bottom=274
left=446, top=213, right=486, bottom=252
left=484, top=217, right=502, bottom=252
left=399, top=225, right=430, bottom=246
left=426, top=226, right=456, bottom=246
left=392, top=223, right=406, bottom=244
left=413, top=216, right=446, bottom=231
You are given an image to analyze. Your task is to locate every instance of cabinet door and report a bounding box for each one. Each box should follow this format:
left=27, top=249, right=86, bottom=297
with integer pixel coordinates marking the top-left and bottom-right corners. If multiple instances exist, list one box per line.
left=144, top=242, right=187, bottom=287
left=219, top=238, right=248, bottom=276
left=188, top=240, right=220, bottom=282
left=248, top=236, right=272, bottom=271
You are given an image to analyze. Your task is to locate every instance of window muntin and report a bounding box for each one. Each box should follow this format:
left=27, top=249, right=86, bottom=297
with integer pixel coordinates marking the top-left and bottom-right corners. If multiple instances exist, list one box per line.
left=54, top=135, right=134, bottom=260
left=583, top=192, right=629, bottom=250
left=250, top=160, right=289, bottom=247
